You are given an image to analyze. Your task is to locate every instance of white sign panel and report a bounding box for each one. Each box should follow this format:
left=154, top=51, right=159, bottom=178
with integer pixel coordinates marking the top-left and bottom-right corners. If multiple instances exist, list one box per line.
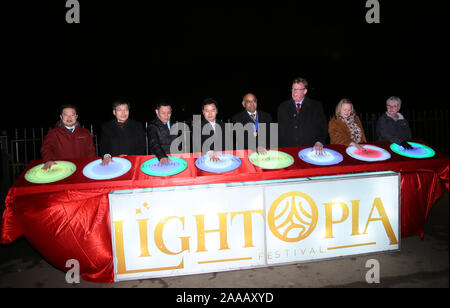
left=109, top=186, right=266, bottom=281
left=264, top=175, right=400, bottom=265
left=109, top=171, right=400, bottom=282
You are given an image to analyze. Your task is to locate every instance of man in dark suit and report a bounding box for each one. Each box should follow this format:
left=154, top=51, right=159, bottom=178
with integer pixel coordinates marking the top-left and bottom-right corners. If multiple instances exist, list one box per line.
left=277, top=77, right=328, bottom=154
left=231, top=93, right=273, bottom=152
left=200, top=98, right=226, bottom=161
left=99, top=99, right=146, bottom=165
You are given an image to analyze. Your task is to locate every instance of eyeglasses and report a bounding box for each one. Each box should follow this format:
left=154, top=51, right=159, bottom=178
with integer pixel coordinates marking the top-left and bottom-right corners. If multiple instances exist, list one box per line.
left=386, top=105, right=399, bottom=109
left=292, top=88, right=306, bottom=92
left=244, top=99, right=257, bottom=103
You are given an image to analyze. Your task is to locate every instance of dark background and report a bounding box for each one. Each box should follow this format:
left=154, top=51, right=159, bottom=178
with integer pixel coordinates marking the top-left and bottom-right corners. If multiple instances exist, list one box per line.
left=3, top=1, right=448, bottom=129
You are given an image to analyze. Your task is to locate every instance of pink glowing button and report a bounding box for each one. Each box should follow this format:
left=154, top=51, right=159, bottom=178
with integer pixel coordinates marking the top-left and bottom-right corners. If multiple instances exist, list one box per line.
left=354, top=148, right=383, bottom=158
left=346, top=145, right=391, bottom=162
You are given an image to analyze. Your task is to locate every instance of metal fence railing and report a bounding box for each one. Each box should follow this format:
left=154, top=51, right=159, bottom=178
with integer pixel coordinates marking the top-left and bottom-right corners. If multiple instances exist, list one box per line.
left=1, top=109, right=448, bottom=197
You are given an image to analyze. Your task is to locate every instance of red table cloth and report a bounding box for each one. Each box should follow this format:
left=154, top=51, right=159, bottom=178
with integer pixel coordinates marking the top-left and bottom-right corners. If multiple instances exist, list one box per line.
left=1, top=142, right=448, bottom=283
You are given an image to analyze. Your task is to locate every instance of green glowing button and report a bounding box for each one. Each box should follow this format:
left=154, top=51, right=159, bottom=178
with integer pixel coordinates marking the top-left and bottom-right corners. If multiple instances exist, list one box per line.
left=140, top=156, right=188, bottom=177
left=390, top=142, right=435, bottom=159
left=24, top=161, right=77, bottom=184
left=249, top=150, right=295, bottom=169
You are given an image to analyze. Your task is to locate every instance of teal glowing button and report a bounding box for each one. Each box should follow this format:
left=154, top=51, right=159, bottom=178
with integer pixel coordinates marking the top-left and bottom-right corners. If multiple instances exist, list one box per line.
left=140, top=156, right=188, bottom=177
left=390, top=142, right=435, bottom=159
left=249, top=150, right=295, bottom=169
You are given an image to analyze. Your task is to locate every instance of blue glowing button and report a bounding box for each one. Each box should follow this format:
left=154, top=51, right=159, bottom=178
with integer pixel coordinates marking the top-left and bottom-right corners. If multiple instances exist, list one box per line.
left=298, top=147, right=344, bottom=166
left=83, top=157, right=132, bottom=180
left=195, top=152, right=242, bottom=173
left=140, top=156, right=188, bottom=177
left=390, top=142, right=435, bottom=159
left=346, top=144, right=391, bottom=162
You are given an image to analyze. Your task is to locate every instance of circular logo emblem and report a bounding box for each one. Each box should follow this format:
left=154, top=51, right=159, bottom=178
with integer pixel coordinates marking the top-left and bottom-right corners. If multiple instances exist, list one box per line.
left=268, top=191, right=318, bottom=242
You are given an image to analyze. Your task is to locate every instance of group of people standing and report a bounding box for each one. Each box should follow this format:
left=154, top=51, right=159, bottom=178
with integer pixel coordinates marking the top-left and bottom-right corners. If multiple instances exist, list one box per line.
left=39, top=77, right=413, bottom=168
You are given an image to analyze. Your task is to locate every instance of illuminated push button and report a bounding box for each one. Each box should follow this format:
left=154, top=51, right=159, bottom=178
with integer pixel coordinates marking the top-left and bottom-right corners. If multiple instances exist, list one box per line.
left=346, top=144, right=391, bottom=162
left=249, top=150, right=295, bottom=169
left=195, top=152, right=241, bottom=173
left=82, top=157, right=132, bottom=180
left=298, top=147, right=343, bottom=166
left=140, top=156, right=188, bottom=176
left=24, top=161, right=77, bottom=184
left=390, top=142, right=435, bottom=159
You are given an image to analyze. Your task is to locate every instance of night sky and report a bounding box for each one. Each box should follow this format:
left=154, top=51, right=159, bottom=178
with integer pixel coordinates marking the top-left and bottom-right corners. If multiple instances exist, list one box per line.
left=3, top=1, right=449, bottom=129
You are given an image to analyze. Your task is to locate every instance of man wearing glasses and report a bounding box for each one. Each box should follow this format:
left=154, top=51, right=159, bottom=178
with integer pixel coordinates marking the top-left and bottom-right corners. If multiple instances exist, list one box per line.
left=376, top=96, right=413, bottom=149
left=277, top=77, right=328, bottom=154
left=100, top=99, right=146, bottom=165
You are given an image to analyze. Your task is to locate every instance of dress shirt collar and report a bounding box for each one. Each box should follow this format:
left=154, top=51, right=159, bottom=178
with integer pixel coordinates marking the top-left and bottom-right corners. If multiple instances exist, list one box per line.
left=247, top=110, right=257, bottom=118
left=294, top=97, right=305, bottom=106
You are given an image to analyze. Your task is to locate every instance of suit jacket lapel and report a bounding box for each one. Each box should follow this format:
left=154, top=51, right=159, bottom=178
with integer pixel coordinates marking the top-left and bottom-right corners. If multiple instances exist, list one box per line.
left=297, top=97, right=309, bottom=117
left=290, top=99, right=297, bottom=114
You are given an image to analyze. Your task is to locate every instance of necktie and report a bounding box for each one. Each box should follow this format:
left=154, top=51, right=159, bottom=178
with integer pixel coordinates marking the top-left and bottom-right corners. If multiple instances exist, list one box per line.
left=296, top=103, right=301, bottom=114
left=251, top=113, right=256, bottom=122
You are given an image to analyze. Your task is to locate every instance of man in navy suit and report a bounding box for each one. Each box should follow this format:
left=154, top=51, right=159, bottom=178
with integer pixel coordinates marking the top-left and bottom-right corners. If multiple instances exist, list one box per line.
left=277, top=78, right=328, bottom=154
left=231, top=93, right=273, bottom=152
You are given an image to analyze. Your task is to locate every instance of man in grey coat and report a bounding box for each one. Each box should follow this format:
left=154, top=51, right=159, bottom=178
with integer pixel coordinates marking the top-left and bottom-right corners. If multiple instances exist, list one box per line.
left=376, top=96, right=413, bottom=149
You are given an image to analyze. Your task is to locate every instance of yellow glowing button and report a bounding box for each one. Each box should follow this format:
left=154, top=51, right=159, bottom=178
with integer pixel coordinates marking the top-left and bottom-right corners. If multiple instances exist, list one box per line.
left=249, top=150, right=294, bottom=169
left=25, top=161, right=77, bottom=184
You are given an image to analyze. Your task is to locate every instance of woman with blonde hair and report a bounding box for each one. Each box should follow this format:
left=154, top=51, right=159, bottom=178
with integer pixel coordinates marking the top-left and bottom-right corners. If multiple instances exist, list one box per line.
left=328, top=98, right=367, bottom=151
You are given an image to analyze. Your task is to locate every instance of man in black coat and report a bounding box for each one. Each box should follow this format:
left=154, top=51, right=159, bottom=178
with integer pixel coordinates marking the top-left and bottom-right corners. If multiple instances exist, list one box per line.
left=277, top=77, right=328, bottom=154
left=100, top=99, right=146, bottom=164
left=147, top=100, right=178, bottom=164
left=231, top=93, right=273, bottom=151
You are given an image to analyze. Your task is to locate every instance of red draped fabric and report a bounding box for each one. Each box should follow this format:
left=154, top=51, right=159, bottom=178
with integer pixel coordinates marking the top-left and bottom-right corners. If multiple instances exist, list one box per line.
left=1, top=142, right=448, bottom=283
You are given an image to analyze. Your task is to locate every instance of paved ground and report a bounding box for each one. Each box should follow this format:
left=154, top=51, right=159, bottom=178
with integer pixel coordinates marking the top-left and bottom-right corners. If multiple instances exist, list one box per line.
left=0, top=191, right=448, bottom=288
